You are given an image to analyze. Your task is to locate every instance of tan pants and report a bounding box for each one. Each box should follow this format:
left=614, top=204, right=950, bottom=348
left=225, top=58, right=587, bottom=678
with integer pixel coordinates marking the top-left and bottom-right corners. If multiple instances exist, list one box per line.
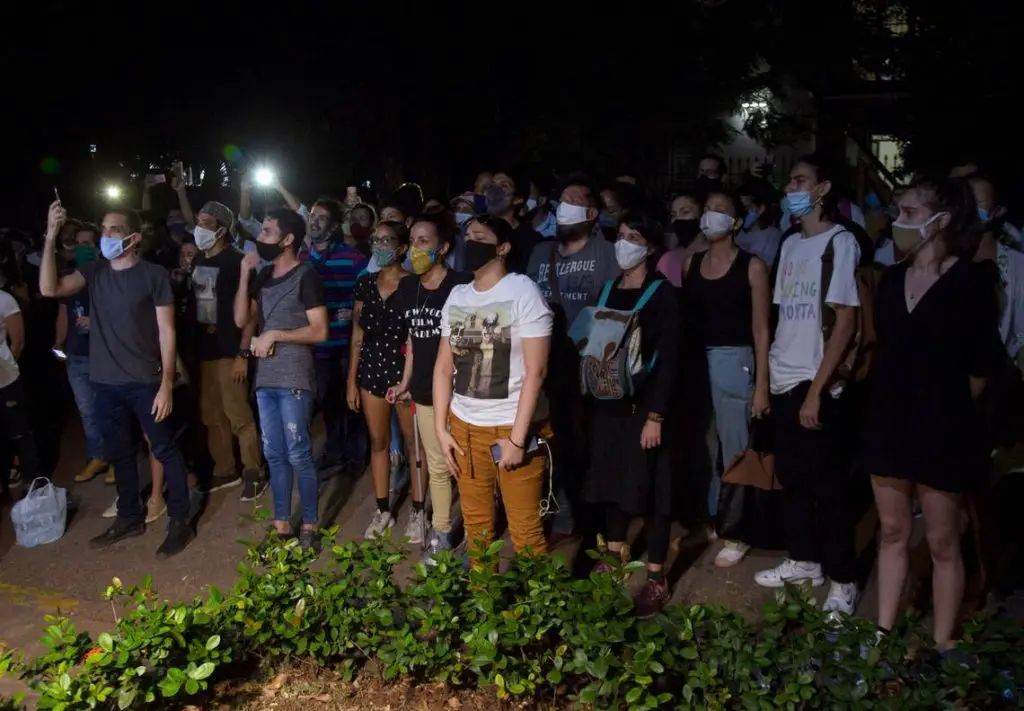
left=448, top=414, right=549, bottom=556
left=416, top=403, right=454, bottom=533
left=199, top=358, right=262, bottom=475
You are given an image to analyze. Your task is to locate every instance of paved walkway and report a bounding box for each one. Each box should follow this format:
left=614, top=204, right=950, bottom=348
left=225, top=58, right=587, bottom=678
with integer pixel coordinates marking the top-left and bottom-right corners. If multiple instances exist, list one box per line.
left=0, top=419, right=882, bottom=701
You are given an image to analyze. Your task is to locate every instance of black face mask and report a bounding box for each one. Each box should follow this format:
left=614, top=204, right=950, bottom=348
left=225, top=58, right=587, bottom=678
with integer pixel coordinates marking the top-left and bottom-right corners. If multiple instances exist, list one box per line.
left=464, top=240, right=499, bottom=272
left=671, top=219, right=702, bottom=248
left=256, top=240, right=283, bottom=262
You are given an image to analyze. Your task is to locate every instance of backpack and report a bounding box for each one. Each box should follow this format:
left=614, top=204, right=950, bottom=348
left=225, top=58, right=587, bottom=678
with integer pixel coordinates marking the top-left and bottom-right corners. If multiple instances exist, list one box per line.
left=568, top=278, right=663, bottom=400
left=820, top=231, right=880, bottom=383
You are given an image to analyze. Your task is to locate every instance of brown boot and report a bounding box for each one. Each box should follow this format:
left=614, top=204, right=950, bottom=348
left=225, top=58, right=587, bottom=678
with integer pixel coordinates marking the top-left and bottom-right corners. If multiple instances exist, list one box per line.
left=75, top=459, right=109, bottom=483
left=104, top=467, right=116, bottom=485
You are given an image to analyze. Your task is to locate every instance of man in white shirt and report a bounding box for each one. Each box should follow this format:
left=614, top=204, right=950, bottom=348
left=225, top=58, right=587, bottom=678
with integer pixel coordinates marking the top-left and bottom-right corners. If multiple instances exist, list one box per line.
left=0, top=289, right=40, bottom=494
left=754, top=157, right=862, bottom=615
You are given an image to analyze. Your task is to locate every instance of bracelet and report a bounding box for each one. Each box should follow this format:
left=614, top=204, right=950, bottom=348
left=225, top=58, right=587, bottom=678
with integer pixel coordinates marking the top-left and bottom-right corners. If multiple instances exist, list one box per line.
left=508, top=437, right=525, bottom=449
left=646, top=412, right=664, bottom=423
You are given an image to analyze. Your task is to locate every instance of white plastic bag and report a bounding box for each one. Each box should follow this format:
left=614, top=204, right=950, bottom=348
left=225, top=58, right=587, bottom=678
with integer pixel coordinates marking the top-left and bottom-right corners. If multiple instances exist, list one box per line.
left=10, top=477, right=67, bottom=547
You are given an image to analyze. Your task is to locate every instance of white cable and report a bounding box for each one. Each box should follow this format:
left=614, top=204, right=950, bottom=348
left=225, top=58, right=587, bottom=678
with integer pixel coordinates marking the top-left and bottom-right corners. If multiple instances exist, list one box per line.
left=537, top=437, right=559, bottom=519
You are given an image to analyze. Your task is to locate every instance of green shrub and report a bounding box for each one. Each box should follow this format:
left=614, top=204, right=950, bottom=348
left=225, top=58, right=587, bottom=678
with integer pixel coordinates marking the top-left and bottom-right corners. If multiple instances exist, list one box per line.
left=2, top=529, right=1023, bottom=710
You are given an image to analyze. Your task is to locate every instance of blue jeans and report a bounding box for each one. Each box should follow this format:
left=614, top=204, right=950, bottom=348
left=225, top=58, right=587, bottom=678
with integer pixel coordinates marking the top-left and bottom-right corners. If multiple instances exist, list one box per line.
left=93, top=382, right=190, bottom=522
left=67, top=355, right=104, bottom=461
left=705, top=346, right=755, bottom=517
left=256, top=387, right=318, bottom=525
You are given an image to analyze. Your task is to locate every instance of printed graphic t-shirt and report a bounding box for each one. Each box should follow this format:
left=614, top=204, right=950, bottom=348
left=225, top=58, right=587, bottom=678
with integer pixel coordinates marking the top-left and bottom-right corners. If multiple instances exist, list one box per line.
left=191, top=246, right=245, bottom=361
left=395, top=270, right=473, bottom=406
left=769, top=225, right=861, bottom=394
left=441, top=273, right=553, bottom=427
left=526, top=236, right=618, bottom=329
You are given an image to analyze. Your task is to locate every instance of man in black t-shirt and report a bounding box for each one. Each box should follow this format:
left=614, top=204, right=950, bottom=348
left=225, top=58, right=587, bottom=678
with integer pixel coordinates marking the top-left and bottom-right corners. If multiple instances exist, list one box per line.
left=191, top=201, right=264, bottom=499
left=40, top=203, right=193, bottom=559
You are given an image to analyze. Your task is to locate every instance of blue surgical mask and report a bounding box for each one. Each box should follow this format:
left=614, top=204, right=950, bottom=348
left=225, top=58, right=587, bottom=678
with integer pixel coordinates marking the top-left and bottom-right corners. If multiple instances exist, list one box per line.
left=979, top=208, right=991, bottom=223
left=372, top=245, right=397, bottom=267
left=598, top=210, right=618, bottom=228
left=454, top=212, right=471, bottom=225
left=743, top=210, right=759, bottom=230
left=865, top=192, right=881, bottom=209
left=782, top=191, right=814, bottom=218
left=100, top=235, right=133, bottom=260
left=535, top=211, right=556, bottom=238
left=526, top=198, right=538, bottom=212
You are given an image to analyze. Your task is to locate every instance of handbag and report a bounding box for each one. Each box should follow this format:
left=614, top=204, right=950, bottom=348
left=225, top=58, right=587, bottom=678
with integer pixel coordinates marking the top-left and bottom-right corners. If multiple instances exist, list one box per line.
left=714, top=418, right=786, bottom=550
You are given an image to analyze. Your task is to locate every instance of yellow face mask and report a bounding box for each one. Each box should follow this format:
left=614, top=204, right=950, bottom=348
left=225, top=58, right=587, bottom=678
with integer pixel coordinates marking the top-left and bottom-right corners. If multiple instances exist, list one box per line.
left=409, top=246, right=438, bottom=275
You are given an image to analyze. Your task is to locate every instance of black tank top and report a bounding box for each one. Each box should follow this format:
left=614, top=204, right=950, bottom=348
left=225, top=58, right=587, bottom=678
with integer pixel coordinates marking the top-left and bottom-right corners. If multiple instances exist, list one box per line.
left=683, top=249, right=754, bottom=347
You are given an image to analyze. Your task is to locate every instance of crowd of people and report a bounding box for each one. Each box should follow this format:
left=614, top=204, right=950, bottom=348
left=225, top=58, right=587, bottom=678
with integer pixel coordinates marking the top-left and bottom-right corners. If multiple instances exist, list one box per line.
left=0, top=151, right=1020, bottom=646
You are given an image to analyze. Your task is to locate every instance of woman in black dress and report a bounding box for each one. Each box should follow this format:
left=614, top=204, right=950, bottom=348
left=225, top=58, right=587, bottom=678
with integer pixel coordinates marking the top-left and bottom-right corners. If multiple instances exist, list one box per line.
left=862, top=177, right=1002, bottom=647
left=348, top=221, right=418, bottom=540
left=583, top=211, right=680, bottom=617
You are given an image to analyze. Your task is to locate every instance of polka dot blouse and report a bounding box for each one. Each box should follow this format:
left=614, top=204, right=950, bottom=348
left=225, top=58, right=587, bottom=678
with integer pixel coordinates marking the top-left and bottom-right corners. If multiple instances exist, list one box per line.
left=354, top=273, right=408, bottom=397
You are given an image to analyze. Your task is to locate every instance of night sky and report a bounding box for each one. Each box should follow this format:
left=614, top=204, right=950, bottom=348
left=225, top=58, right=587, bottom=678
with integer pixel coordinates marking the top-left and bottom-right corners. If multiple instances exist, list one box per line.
left=3, top=0, right=1021, bottom=227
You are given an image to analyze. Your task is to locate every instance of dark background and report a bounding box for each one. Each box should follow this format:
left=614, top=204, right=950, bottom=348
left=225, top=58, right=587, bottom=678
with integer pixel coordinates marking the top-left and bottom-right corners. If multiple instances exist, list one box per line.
left=3, top=0, right=1021, bottom=228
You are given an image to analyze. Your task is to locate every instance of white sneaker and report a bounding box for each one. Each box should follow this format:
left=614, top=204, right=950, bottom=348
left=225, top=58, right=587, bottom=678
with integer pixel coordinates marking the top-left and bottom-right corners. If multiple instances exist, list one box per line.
left=364, top=509, right=396, bottom=539
left=754, top=559, right=825, bottom=588
left=714, top=540, right=751, bottom=568
left=102, top=497, right=119, bottom=519
left=404, top=509, right=427, bottom=546
left=823, top=581, right=859, bottom=615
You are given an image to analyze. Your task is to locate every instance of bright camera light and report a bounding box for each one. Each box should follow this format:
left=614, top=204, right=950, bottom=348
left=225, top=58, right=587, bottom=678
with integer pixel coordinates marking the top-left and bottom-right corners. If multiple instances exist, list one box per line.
left=104, top=184, right=122, bottom=200
left=254, top=167, right=275, bottom=187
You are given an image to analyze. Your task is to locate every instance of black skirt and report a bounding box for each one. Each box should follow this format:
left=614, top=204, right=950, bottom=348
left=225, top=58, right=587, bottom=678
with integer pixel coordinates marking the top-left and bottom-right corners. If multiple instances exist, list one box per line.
left=583, top=401, right=673, bottom=516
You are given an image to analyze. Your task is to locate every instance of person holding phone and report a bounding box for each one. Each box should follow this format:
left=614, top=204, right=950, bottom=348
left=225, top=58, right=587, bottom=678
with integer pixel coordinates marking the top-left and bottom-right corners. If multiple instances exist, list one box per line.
left=433, top=214, right=553, bottom=562
left=54, top=225, right=110, bottom=484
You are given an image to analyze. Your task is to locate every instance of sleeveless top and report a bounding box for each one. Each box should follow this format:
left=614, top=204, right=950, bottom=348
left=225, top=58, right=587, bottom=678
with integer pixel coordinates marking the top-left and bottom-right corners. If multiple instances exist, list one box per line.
left=682, top=249, right=754, bottom=348
left=255, top=263, right=317, bottom=393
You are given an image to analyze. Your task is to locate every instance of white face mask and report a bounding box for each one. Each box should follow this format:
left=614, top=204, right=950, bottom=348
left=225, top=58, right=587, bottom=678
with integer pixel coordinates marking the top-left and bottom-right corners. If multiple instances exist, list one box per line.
left=614, top=239, right=648, bottom=270
left=556, top=202, right=589, bottom=226
left=194, top=226, right=218, bottom=251
left=700, top=211, right=737, bottom=239
left=526, top=198, right=538, bottom=212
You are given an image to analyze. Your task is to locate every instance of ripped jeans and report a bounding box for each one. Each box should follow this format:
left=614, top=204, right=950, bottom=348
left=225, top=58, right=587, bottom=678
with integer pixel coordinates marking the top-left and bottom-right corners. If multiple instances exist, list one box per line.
left=256, top=387, right=318, bottom=525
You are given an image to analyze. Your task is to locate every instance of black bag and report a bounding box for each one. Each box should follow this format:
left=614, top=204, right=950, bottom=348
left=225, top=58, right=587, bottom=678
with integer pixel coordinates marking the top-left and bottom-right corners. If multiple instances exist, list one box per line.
left=714, top=418, right=787, bottom=550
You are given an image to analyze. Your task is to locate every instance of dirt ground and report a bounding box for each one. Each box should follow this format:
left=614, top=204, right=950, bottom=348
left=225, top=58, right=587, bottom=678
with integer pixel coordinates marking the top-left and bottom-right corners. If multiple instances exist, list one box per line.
left=0, top=418, right=880, bottom=706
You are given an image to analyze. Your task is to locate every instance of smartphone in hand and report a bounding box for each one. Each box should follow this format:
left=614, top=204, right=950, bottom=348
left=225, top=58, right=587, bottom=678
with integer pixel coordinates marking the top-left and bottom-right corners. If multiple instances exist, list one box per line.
left=490, top=437, right=541, bottom=464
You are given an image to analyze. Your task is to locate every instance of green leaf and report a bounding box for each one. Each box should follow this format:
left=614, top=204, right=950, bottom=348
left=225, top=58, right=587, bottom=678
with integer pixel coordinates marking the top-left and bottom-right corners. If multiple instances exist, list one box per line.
left=191, top=662, right=216, bottom=680
left=97, top=632, right=114, bottom=652
left=158, top=678, right=181, bottom=698
left=205, top=634, right=221, bottom=650
left=626, top=687, right=643, bottom=704
left=116, top=687, right=136, bottom=710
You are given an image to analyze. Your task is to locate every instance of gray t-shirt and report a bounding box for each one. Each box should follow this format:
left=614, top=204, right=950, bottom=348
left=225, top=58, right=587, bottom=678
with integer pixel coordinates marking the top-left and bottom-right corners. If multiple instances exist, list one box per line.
left=251, top=263, right=325, bottom=393
left=526, top=236, right=619, bottom=329
left=78, top=260, right=174, bottom=386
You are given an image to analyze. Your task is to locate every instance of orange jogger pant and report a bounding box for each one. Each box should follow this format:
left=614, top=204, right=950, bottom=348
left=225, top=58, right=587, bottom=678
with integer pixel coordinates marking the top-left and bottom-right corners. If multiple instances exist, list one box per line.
left=447, top=414, right=550, bottom=557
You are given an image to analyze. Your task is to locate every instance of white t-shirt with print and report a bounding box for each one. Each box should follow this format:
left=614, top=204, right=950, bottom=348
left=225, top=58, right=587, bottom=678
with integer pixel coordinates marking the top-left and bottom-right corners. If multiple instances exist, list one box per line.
left=441, top=273, right=553, bottom=427
left=0, top=290, right=21, bottom=389
left=770, top=225, right=861, bottom=394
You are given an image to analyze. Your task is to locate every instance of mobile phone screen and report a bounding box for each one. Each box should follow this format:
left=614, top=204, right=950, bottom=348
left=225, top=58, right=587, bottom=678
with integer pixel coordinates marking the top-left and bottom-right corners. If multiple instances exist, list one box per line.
left=51, top=347, right=67, bottom=361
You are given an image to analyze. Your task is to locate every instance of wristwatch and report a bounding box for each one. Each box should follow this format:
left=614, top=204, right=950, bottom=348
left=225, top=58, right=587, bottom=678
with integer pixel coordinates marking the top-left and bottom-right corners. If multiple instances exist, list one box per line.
left=237, top=349, right=251, bottom=359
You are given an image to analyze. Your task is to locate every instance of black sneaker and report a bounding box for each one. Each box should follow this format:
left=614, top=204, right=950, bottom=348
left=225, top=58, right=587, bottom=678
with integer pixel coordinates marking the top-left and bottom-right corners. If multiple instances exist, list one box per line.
left=299, top=529, right=322, bottom=554
left=156, top=519, right=194, bottom=559
left=89, top=518, right=145, bottom=550
left=207, top=473, right=242, bottom=493
left=239, top=471, right=267, bottom=502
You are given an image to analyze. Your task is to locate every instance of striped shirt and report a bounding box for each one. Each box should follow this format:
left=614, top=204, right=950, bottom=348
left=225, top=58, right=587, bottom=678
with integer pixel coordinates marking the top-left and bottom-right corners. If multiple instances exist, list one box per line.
left=299, top=241, right=369, bottom=359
